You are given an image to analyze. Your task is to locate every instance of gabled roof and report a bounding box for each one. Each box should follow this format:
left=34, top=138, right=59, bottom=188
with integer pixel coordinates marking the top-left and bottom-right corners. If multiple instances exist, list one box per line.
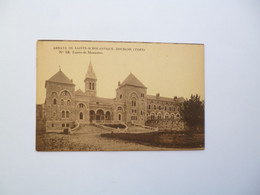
left=85, top=61, right=97, bottom=80
left=75, top=89, right=85, bottom=96
left=120, top=73, right=146, bottom=88
left=47, top=70, right=74, bottom=85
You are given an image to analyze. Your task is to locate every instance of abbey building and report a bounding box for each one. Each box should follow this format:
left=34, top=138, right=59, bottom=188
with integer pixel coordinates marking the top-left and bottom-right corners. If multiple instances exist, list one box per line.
left=42, top=61, right=184, bottom=131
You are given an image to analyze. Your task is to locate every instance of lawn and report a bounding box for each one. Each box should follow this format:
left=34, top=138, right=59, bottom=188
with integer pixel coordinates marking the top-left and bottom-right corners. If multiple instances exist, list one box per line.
left=36, top=125, right=204, bottom=151
left=101, top=131, right=204, bottom=149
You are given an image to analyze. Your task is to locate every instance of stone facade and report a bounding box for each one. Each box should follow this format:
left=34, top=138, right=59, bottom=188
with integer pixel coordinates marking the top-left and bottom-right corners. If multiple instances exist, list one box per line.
left=42, top=61, right=184, bottom=131
left=147, top=94, right=183, bottom=120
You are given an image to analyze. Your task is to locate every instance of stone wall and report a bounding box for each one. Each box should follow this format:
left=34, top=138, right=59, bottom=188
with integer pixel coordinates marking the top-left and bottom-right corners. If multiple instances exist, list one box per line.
left=45, top=81, right=76, bottom=131
left=147, top=98, right=181, bottom=120
left=116, top=85, right=147, bottom=124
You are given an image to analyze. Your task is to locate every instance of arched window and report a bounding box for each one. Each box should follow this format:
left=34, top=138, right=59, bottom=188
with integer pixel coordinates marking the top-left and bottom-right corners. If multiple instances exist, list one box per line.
left=132, top=97, right=136, bottom=107
left=96, top=109, right=104, bottom=120
left=66, top=111, right=69, bottom=118
left=173, top=107, right=176, bottom=111
left=79, top=103, right=84, bottom=108
left=67, top=100, right=71, bottom=106
left=62, top=111, right=65, bottom=118
left=61, top=99, right=64, bottom=105
left=158, top=113, right=162, bottom=119
left=120, top=94, right=122, bottom=99
left=118, top=114, right=121, bottom=121
left=79, top=112, right=83, bottom=120
left=159, top=106, right=161, bottom=110
left=117, top=106, right=122, bottom=111
left=105, top=111, right=111, bottom=120
left=89, top=82, right=91, bottom=90
left=154, top=105, right=156, bottom=110
left=53, top=98, right=57, bottom=105
left=92, top=83, right=95, bottom=90
left=169, top=107, right=172, bottom=111
left=148, top=104, right=151, bottom=109
left=90, top=110, right=95, bottom=122
left=165, top=114, right=169, bottom=119
left=164, top=106, right=167, bottom=111
left=151, top=113, right=155, bottom=120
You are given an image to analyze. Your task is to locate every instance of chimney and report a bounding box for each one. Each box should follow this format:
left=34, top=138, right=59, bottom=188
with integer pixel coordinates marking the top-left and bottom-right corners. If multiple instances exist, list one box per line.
left=118, top=81, right=121, bottom=86
left=156, top=93, right=160, bottom=99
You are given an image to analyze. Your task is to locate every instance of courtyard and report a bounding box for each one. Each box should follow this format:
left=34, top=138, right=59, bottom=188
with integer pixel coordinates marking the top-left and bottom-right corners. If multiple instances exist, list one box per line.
left=36, top=125, right=204, bottom=151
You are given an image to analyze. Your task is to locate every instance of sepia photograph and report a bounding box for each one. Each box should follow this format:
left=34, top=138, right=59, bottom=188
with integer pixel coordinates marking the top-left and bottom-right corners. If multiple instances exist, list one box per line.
left=2, top=1, right=260, bottom=194
left=36, top=40, right=204, bottom=151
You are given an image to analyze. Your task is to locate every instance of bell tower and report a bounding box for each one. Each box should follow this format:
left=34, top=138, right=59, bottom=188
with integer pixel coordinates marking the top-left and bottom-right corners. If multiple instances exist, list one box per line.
left=84, top=59, right=97, bottom=97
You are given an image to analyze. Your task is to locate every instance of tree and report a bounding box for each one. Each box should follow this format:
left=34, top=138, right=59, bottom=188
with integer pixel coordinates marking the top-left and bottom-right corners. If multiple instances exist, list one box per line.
left=180, top=94, right=204, bottom=131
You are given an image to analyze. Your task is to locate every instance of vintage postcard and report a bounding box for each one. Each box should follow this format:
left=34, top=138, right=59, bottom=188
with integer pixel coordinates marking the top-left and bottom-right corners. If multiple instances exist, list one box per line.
left=36, top=40, right=204, bottom=151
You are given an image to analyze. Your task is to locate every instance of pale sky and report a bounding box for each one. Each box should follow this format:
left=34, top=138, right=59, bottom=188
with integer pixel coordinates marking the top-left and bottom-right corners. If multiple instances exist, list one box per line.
left=37, top=41, right=204, bottom=104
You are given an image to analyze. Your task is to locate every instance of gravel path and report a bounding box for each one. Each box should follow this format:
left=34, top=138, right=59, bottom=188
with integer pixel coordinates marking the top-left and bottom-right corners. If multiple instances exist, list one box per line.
left=36, top=125, right=170, bottom=151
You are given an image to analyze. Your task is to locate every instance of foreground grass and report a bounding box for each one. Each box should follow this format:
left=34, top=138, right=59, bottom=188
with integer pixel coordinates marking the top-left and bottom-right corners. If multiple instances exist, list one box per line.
left=101, top=131, right=204, bottom=149
left=36, top=126, right=204, bottom=151
left=36, top=132, right=101, bottom=151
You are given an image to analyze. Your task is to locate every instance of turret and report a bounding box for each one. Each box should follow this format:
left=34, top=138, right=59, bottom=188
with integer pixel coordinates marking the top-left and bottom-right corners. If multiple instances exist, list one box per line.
left=84, top=59, right=97, bottom=97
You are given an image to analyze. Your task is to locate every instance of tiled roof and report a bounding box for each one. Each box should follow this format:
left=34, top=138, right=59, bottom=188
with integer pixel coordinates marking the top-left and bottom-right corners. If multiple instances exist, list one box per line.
left=120, top=73, right=146, bottom=88
left=47, top=70, right=74, bottom=85
left=90, top=97, right=114, bottom=105
left=147, top=95, right=184, bottom=103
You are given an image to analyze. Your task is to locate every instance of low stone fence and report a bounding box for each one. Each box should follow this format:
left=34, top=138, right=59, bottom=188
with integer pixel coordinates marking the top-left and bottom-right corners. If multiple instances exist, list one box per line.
left=62, top=122, right=80, bottom=134
left=70, top=122, right=80, bottom=133
left=131, top=122, right=158, bottom=131
left=92, top=122, right=128, bottom=133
